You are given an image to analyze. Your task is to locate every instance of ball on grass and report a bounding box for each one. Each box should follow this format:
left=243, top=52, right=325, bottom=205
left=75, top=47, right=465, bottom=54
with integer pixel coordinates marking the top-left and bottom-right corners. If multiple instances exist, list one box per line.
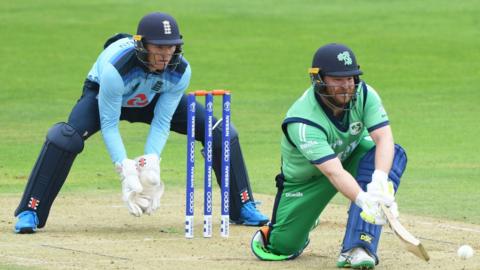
left=457, top=245, right=474, bottom=260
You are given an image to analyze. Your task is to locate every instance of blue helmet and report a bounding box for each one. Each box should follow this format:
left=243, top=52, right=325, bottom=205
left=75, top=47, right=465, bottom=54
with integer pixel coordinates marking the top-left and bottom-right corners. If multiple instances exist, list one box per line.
left=134, top=12, right=184, bottom=71
left=311, top=43, right=362, bottom=77
left=309, top=43, right=363, bottom=111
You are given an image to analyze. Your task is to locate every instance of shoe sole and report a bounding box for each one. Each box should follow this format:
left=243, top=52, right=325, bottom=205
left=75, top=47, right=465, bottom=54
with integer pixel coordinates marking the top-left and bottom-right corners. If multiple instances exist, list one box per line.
left=15, top=227, right=36, bottom=234
left=351, top=261, right=375, bottom=269
left=231, top=220, right=269, bottom=226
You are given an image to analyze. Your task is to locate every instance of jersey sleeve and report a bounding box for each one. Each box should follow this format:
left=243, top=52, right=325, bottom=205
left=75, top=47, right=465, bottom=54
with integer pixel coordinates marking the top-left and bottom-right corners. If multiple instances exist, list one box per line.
left=98, top=63, right=128, bottom=164
left=287, top=122, right=336, bottom=164
left=144, top=64, right=192, bottom=157
left=363, top=85, right=389, bottom=132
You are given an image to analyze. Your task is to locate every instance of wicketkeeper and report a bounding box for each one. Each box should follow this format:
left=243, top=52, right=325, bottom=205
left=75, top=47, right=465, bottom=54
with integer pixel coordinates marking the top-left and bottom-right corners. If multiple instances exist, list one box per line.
left=14, top=12, right=268, bottom=234
left=250, top=43, right=407, bottom=269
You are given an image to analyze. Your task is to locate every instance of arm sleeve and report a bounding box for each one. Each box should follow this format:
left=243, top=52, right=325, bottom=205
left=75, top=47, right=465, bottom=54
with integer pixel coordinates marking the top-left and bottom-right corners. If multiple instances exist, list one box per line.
left=144, top=65, right=192, bottom=157
left=363, top=85, right=390, bottom=132
left=98, top=64, right=128, bottom=164
left=287, top=122, right=336, bottom=164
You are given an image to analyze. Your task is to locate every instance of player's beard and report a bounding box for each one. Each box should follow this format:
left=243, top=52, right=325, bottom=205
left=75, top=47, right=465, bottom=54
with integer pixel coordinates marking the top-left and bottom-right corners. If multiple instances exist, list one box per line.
left=321, top=86, right=356, bottom=111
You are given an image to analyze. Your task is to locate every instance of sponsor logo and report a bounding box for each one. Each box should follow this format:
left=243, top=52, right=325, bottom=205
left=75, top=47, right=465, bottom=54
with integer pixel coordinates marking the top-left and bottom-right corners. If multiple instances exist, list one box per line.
left=207, top=115, right=213, bottom=137
left=223, top=115, right=230, bottom=136
left=337, top=140, right=360, bottom=161
left=330, top=139, right=344, bottom=149
left=28, top=197, right=40, bottom=210
left=360, top=233, right=373, bottom=244
left=299, top=140, right=318, bottom=150
left=337, top=51, right=353, bottom=65
left=127, top=93, right=148, bottom=106
left=378, top=105, right=387, bottom=118
left=151, top=81, right=163, bottom=92
left=285, top=192, right=303, bottom=198
left=223, top=191, right=229, bottom=212
left=206, top=141, right=213, bottom=162
left=223, top=141, right=230, bottom=162
left=349, top=122, right=363, bottom=135
left=223, top=165, right=230, bottom=183
left=187, top=191, right=194, bottom=214
left=189, top=141, right=195, bottom=162
left=205, top=191, right=212, bottom=213
left=162, top=20, right=172, bottom=34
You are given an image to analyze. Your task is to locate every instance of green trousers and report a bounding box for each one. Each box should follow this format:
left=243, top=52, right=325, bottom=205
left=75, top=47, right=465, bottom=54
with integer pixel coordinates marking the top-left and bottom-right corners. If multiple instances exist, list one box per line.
left=268, top=138, right=375, bottom=255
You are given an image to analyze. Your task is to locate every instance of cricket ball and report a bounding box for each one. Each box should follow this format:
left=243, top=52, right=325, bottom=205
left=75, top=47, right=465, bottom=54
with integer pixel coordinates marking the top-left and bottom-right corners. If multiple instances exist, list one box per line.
left=457, top=244, right=474, bottom=260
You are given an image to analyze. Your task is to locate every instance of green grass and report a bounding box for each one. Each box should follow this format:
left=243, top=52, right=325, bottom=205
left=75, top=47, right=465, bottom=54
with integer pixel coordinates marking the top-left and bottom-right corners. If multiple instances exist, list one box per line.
left=1, top=0, right=479, bottom=223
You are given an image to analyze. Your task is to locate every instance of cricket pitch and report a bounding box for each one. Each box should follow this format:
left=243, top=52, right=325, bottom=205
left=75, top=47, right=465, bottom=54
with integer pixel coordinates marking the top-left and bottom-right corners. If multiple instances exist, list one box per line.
left=1, top=188, right=479, bottom=270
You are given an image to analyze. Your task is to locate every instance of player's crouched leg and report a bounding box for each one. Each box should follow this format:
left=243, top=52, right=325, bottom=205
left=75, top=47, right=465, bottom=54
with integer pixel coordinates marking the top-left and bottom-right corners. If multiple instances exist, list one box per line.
left=251, top=226, right=309, bottom=261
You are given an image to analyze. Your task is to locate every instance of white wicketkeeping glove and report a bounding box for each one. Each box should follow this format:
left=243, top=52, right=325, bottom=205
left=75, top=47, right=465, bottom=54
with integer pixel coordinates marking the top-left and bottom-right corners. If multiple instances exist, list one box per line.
left=135, top=154, right=164, bottom=215
left=367, top=170, right=395, bottom=206
left=116, top=159, right=143, bottom=217
left=355, top=191, right=388, bottom=225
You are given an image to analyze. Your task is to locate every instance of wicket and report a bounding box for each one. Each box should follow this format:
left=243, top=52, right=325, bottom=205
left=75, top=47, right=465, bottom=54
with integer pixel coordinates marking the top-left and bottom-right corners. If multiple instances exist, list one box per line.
left=185, top=90, right=231, bottom=238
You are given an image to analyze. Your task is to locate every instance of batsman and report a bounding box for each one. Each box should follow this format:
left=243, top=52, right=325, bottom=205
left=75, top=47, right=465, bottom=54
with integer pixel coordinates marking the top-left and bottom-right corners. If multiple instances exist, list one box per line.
left=14, top=12, right=268, bottom=234
left=251, top=43, right=407, bottom=269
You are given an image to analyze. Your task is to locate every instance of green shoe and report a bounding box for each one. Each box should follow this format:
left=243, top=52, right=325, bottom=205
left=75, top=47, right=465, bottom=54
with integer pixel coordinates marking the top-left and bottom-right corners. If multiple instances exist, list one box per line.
left=250, top=226, right=309, bottom=261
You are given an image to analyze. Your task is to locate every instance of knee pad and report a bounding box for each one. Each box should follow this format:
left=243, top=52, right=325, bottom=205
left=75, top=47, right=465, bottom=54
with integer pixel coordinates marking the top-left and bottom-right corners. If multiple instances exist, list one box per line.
left=15, top=122, right=84, bottom=228
left=341, top=144, right=407, bottom=261
left=356, top=144, right=407, bottom=190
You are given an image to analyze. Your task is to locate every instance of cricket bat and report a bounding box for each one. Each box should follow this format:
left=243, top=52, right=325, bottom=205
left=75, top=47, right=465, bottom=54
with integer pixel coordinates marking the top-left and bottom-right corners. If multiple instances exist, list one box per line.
left=381, top=204, right=430, bottom=261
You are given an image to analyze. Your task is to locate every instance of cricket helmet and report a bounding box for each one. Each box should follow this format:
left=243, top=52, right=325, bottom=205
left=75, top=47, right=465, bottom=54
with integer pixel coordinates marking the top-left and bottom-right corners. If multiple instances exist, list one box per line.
left=309, top=43, right=363, bottom=111
left=134, top=12, right=184, bottom=71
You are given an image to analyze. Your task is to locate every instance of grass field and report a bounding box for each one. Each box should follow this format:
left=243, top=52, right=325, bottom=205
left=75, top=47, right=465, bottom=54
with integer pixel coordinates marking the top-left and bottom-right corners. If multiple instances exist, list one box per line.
left=0, top=1, right=479, bottom=268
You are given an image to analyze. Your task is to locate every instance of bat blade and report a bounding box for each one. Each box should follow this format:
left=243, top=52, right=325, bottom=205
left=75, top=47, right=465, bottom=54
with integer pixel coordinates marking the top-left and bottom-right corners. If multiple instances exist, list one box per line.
left=381, top=204, right=430, bottom=261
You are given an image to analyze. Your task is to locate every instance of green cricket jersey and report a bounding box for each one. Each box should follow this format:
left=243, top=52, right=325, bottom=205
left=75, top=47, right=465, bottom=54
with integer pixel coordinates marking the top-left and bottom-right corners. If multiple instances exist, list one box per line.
left=280, top=82, right=389, bottom=181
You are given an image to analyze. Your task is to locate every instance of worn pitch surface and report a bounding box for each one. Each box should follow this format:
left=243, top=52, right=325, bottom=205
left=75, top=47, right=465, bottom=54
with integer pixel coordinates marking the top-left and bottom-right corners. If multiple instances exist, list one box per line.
left=1, top=189, right=479, bottom=270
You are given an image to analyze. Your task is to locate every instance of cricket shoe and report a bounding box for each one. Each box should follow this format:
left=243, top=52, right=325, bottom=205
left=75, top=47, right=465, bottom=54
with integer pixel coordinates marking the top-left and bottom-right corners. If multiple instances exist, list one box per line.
left=251, top=226, right=310, bottom=261
left=14, top=210, right=39, bottom=234
left=337, top=247, right=375, bottom=269
left=234, top=201, right=269, bottom=226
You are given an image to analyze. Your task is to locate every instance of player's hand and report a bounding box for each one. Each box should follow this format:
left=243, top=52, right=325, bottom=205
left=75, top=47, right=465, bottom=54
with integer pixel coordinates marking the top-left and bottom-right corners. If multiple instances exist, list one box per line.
left=355, top=191, right=387, bottom=225
left=135, top=154, right=164, bottom=215
left=367, top=170, right=395, bottom=206
left=116, top=158, right=143, bottom=217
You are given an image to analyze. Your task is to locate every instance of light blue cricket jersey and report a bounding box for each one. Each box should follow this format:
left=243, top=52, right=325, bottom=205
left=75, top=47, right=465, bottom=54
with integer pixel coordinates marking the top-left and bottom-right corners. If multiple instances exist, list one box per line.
left=86, top=37, right=191, bottom=164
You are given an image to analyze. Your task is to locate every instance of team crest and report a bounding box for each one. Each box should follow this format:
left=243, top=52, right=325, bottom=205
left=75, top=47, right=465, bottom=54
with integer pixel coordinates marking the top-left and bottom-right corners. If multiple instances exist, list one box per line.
left=349, top=122, right=363, bottom=135
left=337, top=51, right=353, bottom=65
left=162, top=20, right=172, bottom=34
